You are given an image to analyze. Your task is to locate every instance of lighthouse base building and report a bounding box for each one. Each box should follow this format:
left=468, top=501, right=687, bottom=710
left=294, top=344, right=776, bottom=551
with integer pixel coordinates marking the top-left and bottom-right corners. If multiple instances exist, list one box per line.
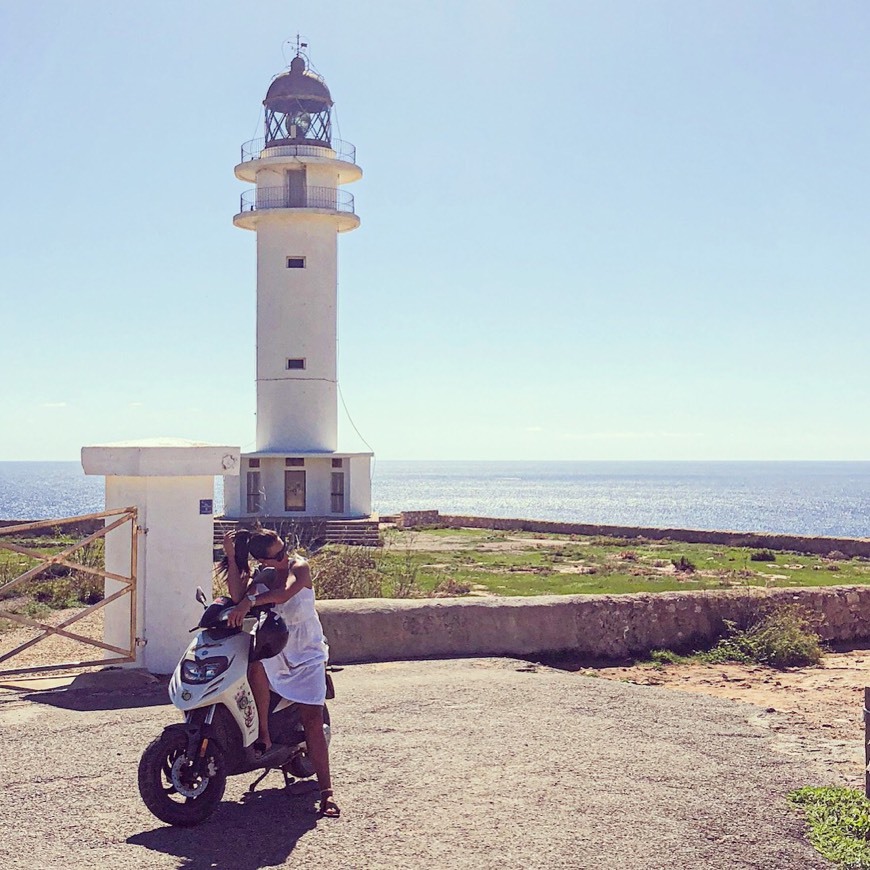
left=221, top=53, right=375, bottom=542
left=221, top=452, right=372, bottom=521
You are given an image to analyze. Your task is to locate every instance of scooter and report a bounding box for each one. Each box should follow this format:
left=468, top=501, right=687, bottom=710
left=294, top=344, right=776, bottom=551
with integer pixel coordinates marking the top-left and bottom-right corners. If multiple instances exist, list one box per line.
left=137, top=587, right=332, bottom=827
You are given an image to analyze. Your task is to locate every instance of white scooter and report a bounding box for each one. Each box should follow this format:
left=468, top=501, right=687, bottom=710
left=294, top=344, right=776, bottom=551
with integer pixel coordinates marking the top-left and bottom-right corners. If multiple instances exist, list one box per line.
left=137, top=587, right=332, bottom=827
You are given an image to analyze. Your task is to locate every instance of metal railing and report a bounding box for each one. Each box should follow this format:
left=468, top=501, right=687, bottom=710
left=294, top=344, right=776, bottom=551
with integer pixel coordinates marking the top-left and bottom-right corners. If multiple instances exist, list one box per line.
left=239, top=185, right=355, bottom=215
left=240, top=137, right=357, bottom=165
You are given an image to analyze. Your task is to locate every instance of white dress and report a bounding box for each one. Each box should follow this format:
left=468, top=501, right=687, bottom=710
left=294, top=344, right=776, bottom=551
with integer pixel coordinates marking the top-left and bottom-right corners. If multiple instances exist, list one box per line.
left=257, top=580, right=329, bottom=706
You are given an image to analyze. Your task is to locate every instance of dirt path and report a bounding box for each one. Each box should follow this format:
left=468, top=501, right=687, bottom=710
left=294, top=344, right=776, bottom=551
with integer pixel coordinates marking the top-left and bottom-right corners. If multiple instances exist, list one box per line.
left=581, top=647, right=870, bottom=788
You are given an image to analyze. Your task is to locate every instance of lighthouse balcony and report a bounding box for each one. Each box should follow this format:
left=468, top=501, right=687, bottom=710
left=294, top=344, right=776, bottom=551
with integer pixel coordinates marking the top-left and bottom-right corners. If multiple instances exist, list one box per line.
left=235, top=137, right=362, bottom=184
left=234, top=186, right=359, bottom=232
left=241, top=137, right=356, bottom=164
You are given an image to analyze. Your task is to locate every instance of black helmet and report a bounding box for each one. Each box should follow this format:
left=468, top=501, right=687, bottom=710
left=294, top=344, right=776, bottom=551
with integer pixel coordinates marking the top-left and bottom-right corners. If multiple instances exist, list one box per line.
left=251, top=609, right=289, bottom=661
left=199, top=596, right=240, bottom=640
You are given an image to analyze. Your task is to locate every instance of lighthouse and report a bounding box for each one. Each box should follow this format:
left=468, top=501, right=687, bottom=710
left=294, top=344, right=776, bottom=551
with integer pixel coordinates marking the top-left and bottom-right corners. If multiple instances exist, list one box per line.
left=223, top=52, right=372, bottom=528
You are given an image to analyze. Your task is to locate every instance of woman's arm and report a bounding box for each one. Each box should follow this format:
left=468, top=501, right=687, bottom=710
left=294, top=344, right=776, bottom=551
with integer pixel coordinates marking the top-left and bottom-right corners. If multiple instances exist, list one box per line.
left=255, top=558, right=312, bottom=606
left=226, top=558, right=311, bottom=626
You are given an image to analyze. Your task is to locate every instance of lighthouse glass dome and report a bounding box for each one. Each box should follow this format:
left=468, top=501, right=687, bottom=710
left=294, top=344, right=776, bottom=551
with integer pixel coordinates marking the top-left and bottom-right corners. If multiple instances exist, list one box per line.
left=264, top=55, right=332, bottom=146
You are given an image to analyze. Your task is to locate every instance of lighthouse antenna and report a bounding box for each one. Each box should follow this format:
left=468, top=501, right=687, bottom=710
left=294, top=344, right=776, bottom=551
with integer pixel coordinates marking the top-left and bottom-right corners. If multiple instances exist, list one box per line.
left=281, top=34, right=310, bottom=67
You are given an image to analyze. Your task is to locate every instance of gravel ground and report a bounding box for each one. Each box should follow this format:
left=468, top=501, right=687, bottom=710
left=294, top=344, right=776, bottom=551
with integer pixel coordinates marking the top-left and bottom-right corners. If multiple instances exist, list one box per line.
left=0, top=658, right=833, bottom=870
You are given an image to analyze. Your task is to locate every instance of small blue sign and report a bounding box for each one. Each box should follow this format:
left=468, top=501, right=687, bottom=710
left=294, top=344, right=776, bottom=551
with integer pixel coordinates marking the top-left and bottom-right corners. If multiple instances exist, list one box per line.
left=199, top=499, right=213, bottom=515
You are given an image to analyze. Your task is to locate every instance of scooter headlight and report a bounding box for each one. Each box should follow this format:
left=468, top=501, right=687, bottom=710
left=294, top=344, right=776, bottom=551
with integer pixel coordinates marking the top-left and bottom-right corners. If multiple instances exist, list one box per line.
left=181, top=656, right=229, bottom=684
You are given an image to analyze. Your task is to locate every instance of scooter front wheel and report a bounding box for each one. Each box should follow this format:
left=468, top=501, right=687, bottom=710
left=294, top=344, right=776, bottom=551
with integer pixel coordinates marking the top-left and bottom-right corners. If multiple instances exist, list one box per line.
left=138, top=730, right=227, bottom=827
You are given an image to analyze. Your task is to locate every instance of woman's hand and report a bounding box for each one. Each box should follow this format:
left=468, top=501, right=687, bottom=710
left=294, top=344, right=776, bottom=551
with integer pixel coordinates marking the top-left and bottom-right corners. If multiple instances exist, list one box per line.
left=227, top=599, right=251, bottom=628
left=223, top=531, right=236, bottom=559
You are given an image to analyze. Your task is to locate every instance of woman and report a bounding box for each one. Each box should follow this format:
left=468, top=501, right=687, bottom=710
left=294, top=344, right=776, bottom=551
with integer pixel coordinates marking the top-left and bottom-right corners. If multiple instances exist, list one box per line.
left=221, top=528, right=340, bottom=818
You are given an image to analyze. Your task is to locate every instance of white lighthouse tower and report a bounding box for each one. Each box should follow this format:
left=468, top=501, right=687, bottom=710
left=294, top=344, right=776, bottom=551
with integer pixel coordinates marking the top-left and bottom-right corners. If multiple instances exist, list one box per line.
left=223, top=51, right=373, bottom=532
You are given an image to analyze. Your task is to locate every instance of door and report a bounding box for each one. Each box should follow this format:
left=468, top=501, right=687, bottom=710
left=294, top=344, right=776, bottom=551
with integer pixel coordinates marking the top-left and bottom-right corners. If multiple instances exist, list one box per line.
left=286, top=169, right=306, bottom=207
left=284, top=470, right=306, bottom=512
left=330, top=472, right=345, bottom=514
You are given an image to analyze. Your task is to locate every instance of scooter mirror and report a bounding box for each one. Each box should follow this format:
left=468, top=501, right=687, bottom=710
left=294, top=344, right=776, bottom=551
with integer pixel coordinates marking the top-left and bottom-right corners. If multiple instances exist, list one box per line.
left=195, top=586, right=208, bottom=607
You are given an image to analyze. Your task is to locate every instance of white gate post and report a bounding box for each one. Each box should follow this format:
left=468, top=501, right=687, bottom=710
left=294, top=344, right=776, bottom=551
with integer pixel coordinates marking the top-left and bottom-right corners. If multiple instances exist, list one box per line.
left=81, top=439, right=240, bottom=674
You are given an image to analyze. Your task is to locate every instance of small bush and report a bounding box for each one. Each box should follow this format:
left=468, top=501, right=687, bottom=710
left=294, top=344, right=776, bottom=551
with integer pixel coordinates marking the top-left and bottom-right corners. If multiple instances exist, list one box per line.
left=310, top=546, right=383, bottom=599
left=31, top=575, right=103, bottom=608
left=18, top=600, right=52, bottom=620
left=430, top=578, right=472, bottom=597
left=672, top=556, right=696, bottom=573
left=701, top=605, right=823, bottom=668
left=619, top=551, right=638, bottom=562
left=750, top=550, right=776, bottom=562
left=649, top=649, right=688, bottom=665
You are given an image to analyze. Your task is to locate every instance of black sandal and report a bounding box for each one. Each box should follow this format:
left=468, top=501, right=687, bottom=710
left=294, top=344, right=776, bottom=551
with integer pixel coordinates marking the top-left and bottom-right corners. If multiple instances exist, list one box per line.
left=319, top=788, right=341, bottom=818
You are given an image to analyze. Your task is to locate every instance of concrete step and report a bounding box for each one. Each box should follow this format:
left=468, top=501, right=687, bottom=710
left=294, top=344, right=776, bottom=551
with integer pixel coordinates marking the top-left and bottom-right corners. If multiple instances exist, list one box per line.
left=213, top=517, right=381, bottom=554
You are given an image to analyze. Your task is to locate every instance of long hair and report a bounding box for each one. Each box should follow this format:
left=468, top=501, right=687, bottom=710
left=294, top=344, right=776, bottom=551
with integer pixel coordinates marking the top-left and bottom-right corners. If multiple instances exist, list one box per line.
left=215, top=528, right=281, bottom=580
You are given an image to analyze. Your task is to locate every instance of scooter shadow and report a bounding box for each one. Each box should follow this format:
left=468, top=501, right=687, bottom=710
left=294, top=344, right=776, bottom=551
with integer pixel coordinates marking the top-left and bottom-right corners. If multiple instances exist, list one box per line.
left=127, top=784, right=322, bottom=870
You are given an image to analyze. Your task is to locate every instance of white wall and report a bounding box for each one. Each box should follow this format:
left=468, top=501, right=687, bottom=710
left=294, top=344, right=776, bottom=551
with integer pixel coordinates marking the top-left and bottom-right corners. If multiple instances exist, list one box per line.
left=104, top=476, right=216, bottom=673
left=227, top=453, right=371, bottom=518
left=254, top=176, right=339, bottom=453
left=349, top=455, right=372, bottom=517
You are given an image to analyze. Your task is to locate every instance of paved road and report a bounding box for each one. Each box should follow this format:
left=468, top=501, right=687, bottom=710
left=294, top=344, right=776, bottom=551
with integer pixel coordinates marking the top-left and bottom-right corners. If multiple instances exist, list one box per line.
left=0, top=659, right=832, bottom=869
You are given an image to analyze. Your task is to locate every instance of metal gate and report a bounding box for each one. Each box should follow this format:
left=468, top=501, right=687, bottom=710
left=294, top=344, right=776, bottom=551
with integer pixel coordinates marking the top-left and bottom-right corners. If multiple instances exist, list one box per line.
left=0, top=507, right=137, bottom=676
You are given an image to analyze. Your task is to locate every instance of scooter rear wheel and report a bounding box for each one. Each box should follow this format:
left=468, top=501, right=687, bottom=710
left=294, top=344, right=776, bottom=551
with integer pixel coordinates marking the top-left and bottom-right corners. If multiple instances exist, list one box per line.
left=138, top=730, right=227, bottom=827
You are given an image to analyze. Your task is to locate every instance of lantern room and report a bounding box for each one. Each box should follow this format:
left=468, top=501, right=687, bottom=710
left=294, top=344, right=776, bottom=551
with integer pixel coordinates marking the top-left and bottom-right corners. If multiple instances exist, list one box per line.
left=264, top=55, right=333, bottom=146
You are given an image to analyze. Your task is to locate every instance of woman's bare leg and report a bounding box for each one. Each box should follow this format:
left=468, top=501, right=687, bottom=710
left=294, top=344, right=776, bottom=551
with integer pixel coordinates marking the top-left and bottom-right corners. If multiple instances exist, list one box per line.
left=248, top=661, right=272, bottom=748
left=299, top=703, right=339, bottom=816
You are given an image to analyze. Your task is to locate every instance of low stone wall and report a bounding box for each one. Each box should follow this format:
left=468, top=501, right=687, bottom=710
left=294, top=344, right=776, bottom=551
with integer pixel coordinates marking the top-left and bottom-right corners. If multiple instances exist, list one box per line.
left=395, top=510, right=441, bottom=529
left=318, top=585, right=870, bottom=665
left=397, top=511, right=870, bottom=558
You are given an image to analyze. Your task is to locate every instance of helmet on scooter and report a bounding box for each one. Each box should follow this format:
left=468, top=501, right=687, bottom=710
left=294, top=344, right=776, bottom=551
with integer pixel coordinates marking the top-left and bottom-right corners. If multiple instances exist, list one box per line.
left=199, top=595, right=241, bottom=640
left=251, top=609, right=289, bottom=661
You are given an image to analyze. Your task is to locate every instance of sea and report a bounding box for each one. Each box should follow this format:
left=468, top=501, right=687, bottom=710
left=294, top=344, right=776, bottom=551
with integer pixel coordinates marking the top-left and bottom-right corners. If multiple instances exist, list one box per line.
left=1, top=460, right=868, bottom=538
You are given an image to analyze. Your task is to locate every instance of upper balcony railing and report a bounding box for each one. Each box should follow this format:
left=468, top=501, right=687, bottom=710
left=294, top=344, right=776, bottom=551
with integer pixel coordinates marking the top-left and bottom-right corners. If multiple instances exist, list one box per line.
left=238, top=185, right=355, bottom=215
left=240, top=137, right=357, bottom=165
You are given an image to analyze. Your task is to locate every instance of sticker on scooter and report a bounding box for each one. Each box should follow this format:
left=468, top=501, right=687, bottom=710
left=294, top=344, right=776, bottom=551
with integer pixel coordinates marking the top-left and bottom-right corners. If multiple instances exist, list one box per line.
left=235, top=688, right=255, bottom=729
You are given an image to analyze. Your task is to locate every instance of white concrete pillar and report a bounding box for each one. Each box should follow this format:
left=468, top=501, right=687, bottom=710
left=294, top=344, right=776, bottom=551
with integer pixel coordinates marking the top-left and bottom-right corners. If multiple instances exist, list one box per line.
left=81, top=439, right=240, bottom=674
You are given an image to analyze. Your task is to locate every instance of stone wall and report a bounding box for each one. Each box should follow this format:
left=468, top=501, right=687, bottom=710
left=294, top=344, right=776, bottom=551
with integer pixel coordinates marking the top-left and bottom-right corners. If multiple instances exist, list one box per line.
left=318, top=585, right=870, bottom=665
left=395, top=510, right=441, bottom=529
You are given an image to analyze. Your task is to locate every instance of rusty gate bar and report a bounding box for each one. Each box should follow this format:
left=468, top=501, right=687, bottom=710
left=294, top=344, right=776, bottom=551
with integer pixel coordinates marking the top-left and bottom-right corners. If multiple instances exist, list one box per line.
left=0, top=507, right=138, bottom=676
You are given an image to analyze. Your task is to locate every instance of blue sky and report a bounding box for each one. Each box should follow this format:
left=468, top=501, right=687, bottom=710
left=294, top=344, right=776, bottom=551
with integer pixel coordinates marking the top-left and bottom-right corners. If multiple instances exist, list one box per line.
left=1, top=1, right=868, bottom=461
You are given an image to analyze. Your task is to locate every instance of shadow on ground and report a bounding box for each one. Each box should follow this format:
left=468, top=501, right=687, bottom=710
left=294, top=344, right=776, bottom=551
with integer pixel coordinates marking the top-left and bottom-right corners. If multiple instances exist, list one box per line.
left=22, top=686, right=170, bottom=711
left=128, top=784, right=324, bottom=870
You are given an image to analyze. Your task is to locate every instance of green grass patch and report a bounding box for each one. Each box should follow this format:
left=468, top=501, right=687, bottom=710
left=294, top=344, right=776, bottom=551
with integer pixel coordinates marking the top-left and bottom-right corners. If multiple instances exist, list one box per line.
left=382, top=529, right=870, bottom=597
left=0, top=536, right=105, bottom=611
left=790, top=787, right=870, bottom=868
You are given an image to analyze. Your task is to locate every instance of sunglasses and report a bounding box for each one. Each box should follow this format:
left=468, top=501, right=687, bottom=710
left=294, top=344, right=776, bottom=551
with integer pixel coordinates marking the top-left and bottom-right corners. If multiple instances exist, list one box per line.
left=261, top=540, right=287, bottom=562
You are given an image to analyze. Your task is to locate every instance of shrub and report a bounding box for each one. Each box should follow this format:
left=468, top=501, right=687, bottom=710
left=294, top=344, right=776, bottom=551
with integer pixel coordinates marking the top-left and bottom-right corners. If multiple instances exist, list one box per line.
left=31, top=575, right=103, bottom=608
left=701, top=605, right=823, bottom=668
left=619, top=551, right=638, bottom=562
left=750, top=549, right=776, bottom=562
left=430, top=578, right=472, bottom=597
left=672, top=556, right=696, bottom=573
left=310, top=546, right=383, bottom=599
left=649, top=649, right=688, bottom=665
